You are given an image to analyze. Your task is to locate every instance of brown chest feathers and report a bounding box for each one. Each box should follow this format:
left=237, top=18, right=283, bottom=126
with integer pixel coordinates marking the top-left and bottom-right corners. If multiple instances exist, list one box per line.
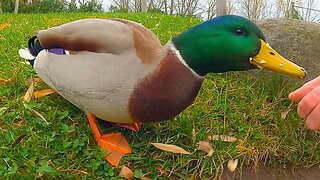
left=128, top=49, right=204, bottom=123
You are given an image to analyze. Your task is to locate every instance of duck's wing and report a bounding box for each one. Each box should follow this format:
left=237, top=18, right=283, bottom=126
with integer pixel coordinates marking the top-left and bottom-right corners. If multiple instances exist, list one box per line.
left=32, top=19, right=163, bottom=122
left=36, top=18, right=162, bottom=62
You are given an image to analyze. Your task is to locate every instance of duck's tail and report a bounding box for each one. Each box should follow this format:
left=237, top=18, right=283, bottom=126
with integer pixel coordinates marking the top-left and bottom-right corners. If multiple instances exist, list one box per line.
left=28, top=36, right=43, bottom=57
left=19, top=36, right=67, bottom=67
left=18, top=36, right=43, bottom=67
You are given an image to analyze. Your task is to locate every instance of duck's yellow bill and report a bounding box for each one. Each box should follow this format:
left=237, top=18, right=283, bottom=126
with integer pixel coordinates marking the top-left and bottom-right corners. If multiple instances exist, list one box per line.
left=249, top=39, right=306, bottom=79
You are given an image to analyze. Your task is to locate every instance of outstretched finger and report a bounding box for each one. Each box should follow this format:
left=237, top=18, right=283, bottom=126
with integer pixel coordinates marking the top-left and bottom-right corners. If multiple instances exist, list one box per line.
left=289, top=76, right=320, bottom=102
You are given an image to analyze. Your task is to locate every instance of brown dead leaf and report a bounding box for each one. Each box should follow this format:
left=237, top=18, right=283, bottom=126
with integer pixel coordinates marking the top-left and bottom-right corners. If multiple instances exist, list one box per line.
left=198, top=141, right=214, bottom=157
left=151, top=143, right=191, bottom=155
left=0, top=23, right=9, bottom=30
left=23, top=82, right=34, bottom=103
left=68, top=130, right=77, bottom=137
left=31, top=109, right=49, bottom=125
left=281, top=102, right=293, bottom=119
left=12, top=134, right=27, bottom=147
left=0, top=76, right=15, bottom=83
left=119, top=165, right=134, bottom=179
left=208, top=135, right=237, bottom=143
left=13, top=120, right=27, bottom=128
left=140, top=176, right=152, bottom=180
left=227, top=159, right=238, bottom=172
left=33, top=89, right=56, bottom=98
left=28, top=77, right=43, bottom=83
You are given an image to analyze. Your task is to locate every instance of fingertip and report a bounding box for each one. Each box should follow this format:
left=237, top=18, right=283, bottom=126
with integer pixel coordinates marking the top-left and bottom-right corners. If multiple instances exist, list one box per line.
left=288, top=92, right=294, bottom=100
left=288, top=91, right=301, bottom=102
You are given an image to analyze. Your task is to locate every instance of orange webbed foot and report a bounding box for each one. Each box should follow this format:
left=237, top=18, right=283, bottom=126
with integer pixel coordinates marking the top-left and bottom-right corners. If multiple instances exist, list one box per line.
left=87, top=114, right=131, bottom=166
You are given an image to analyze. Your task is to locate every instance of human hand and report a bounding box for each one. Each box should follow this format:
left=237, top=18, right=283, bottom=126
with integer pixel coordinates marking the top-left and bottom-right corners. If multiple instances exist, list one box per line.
left=289, top=76, right=320, bottom=130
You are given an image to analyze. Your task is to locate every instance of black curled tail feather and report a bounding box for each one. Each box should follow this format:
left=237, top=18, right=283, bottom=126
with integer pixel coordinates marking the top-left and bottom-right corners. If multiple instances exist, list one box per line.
left=27, top=36, right=43, bottom=67
left=28, top=36, right=43, bottom=57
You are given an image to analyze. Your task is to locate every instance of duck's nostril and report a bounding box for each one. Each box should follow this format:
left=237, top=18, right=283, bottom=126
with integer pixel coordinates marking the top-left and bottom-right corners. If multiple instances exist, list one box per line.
left=301, top=67, right=307, bottom=76
left=270, top=52, right=275, bottom=55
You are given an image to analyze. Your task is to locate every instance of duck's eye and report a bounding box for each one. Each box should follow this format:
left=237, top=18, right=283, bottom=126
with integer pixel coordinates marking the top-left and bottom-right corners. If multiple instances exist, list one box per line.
left=235, top=29, right=245, bottom=36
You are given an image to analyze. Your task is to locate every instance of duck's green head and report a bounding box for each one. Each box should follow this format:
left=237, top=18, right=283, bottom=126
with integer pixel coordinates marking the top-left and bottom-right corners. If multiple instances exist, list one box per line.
left=172, top=15, right=306, bottom=78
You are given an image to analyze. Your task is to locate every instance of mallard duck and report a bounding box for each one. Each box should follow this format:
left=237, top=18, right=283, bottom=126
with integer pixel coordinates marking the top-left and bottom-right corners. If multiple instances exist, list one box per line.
left=19, top=15, right=306, bottom=166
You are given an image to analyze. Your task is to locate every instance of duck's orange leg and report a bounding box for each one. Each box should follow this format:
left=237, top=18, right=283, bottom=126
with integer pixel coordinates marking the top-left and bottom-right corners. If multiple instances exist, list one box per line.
left=113, top=122, right=141, bottom=132
left=87, top=113, right=131, bottom=167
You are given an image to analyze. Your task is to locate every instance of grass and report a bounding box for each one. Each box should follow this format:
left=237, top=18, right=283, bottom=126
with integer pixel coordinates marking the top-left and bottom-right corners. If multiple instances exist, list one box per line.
left=0, top=13, right=319, bottom=179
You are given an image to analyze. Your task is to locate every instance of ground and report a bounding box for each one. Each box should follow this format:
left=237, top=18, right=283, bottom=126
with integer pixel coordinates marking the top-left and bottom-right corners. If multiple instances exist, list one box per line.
left=0, top=13, right=319, bottom=179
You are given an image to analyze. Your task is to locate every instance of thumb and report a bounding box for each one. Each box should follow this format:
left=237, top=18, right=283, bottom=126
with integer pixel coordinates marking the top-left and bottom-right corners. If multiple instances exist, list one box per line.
left=289, top=76, right=320, bottom=102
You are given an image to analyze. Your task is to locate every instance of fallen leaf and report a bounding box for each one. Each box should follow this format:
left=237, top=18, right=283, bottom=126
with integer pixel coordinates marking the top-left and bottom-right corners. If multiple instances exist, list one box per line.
left=31, top=109, right=49, bottom=125
left=34, top=78, right=43, bottom=83
left=140, top=176, right=152, bottom=180
left=0, top=23, right=9, bottom=30
left=68, top=130, right=77, bottom=137
left=12, top=134, right=27, bottom=147
left=119, top=165, right=134, bottom=179
left=208, top=135, right=237, bottom=143
left=151, top=143, right=191, bottom=155
left=281, top=102, right=293, bottom=119
left=13, top=120, right=26, bottom=128
left=33, top=88, right=56, bottom=98
left=198, top=141, right=214, bottom=157
left=0, top=76, right=15, bottom=83
left=227, top=159, right=238, bottom=172
left=38, top=171, right=44, bottom=177
left=192, top=128, right=196, bottom=143
left=23, top=82, right=34, bottom=103
left=28, top=77, right=43, bottom=83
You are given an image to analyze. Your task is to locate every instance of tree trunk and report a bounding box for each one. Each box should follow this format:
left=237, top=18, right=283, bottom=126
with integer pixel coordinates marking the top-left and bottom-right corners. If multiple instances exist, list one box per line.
left=14, top=0, right=20, bottom=14
left=170, top=0, right=174, bottom=14
left=163, top=0, right=167, bottom=14
left=216, top=0, right=226, bottom=16
left=71, top=0, right=76, bottom=5
left=0, top=0, right=3, bottom=14
left=126, top=0, right=129, bottom=11
left=207, top=0, right=216, bottom=19
left=141, top=0, right=147, bottom=12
